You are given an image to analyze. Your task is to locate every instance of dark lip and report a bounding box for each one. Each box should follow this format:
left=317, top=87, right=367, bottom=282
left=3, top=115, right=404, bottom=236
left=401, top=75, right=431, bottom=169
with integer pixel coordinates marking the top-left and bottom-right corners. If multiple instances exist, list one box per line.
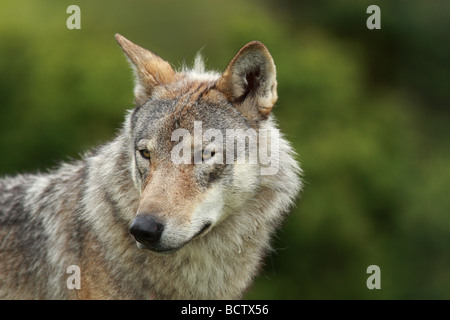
left=138, top=243, right=181, bottom=254
left=193, top=222, right=212, bottom=238
left=135, top=222, right=212, bottom=254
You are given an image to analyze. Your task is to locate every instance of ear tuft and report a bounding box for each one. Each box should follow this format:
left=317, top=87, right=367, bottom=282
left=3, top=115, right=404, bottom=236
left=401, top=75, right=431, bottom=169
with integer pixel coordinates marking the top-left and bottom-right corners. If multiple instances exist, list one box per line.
left=216, top=41, right=277, bottom=120
left=115, top=34, right=176, bottom=105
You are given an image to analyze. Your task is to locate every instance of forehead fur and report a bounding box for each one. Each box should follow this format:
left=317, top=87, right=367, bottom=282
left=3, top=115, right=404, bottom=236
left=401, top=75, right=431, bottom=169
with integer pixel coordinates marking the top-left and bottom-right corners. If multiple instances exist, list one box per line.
left=130, top=59, right=252, bottom=147
left=150, top=54, right=220, bottom=100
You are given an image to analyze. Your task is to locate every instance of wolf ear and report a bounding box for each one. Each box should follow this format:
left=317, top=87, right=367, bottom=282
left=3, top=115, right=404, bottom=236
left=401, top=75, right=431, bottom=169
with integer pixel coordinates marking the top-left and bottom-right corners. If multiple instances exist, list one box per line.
left=115, top=34, right=176, bottom=105
left=216, top=41, right=277, bottom=120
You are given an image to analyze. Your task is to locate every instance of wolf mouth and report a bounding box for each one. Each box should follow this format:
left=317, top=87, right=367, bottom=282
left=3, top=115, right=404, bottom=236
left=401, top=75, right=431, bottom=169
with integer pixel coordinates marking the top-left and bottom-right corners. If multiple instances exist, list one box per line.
left=193, top=222, right=212, bottom=238
left=135, top=222, right=212, bottom=254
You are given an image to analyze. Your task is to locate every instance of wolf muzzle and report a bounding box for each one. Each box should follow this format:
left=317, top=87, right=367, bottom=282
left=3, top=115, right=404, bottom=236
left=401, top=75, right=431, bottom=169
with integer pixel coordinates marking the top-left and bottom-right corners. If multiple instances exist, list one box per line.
left=129, top=215, right=164, bottom=246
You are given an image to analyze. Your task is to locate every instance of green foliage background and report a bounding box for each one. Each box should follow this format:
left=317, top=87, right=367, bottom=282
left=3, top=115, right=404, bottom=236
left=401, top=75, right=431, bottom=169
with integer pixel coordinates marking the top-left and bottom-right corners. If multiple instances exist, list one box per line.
left=0, top=0, right=448, bottom=299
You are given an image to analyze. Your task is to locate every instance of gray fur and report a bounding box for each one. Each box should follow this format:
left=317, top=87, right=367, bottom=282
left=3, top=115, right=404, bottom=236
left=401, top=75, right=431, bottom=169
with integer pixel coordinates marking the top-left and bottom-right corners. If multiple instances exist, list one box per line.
left=0, top=36, right=302, bottom=299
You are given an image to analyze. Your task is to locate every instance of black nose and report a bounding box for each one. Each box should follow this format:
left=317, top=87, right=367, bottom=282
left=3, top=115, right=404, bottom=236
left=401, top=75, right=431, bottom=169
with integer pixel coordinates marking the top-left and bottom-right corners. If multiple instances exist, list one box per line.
left=130, top=215, right=164, bottom=245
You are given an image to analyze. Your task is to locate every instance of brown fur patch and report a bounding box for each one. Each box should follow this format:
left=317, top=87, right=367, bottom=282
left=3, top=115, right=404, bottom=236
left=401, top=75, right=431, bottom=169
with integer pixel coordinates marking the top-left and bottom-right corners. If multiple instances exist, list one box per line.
left=115, top=34, right=178, bottom=105
left=137, top=163, right=203, bottom=225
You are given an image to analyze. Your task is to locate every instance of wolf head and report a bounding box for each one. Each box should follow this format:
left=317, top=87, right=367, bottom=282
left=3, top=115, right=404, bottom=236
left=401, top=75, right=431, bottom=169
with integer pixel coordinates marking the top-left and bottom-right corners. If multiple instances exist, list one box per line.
left=115, top=34, right=284, bottom=253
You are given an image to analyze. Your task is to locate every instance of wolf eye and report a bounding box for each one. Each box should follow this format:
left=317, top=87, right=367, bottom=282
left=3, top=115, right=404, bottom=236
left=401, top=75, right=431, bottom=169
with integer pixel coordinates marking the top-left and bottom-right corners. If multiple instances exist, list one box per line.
left=139, top=149, right=151, bottom=160
left=202, top=150, right=215, bottom=162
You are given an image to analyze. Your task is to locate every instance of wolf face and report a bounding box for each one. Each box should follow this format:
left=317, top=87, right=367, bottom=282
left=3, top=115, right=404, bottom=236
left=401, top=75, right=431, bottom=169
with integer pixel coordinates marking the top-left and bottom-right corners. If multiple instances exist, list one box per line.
left=115, top=34, right=280, bottom=253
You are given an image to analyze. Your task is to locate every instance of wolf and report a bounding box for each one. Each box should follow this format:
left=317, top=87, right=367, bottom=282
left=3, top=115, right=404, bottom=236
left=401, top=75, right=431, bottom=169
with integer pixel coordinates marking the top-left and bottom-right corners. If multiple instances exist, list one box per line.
left=0, top=34, right=302, bottom=299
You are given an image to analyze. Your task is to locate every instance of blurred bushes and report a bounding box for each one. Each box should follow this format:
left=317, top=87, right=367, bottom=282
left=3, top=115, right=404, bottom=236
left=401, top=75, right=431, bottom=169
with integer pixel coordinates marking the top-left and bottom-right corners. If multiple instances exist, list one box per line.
left=0, top=0, right=448, bottom=299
